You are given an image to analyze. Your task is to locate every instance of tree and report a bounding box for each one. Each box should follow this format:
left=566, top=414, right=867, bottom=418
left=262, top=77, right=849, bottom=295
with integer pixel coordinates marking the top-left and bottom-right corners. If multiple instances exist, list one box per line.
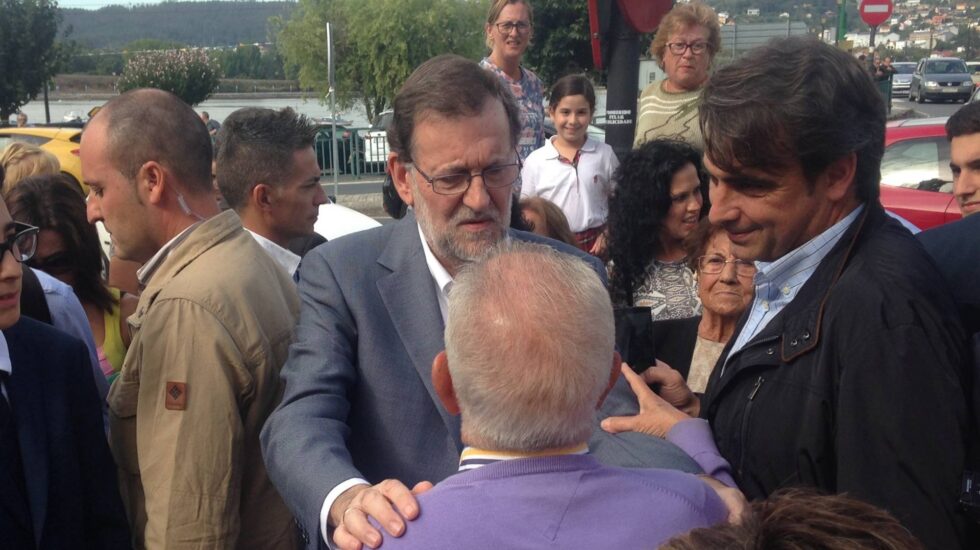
left=117, top=49, right=221, bottom=106
left=522, top=0, right=601, bottom=86
left=0, top=0, right=63, bottom=121
left=275, top=0, right=484, bottom=121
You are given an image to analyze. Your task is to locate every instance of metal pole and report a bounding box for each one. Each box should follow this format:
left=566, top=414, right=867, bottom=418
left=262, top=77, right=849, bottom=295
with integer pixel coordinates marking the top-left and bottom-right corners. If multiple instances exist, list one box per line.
left=326, top=22, right=339, bottom=200
left=602, top=1, right=639, bottom=160
left=835, top=0, right=847, bottom=46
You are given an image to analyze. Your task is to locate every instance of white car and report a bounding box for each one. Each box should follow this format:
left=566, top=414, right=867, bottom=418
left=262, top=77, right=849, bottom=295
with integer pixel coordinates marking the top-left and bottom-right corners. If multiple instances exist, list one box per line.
left=361, top=110, right=393, bottom=168
left=314, top=199, right=381, bottom=240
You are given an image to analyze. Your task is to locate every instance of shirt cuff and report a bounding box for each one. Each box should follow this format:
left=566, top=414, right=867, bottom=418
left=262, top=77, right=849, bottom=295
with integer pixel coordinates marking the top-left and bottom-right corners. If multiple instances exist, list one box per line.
left=320, top=478, right=370, bottom=546
left=666, top=418, right=737, bottom=488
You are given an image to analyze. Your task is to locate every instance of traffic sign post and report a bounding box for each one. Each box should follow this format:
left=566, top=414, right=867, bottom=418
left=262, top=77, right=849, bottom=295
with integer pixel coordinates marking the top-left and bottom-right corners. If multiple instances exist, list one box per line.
left=859, top=0, right=893, bottom=48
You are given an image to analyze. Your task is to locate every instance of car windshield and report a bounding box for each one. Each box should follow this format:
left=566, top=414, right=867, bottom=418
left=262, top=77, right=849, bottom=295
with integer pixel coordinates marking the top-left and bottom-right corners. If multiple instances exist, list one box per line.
left=370, top=112, right=393, bottom=131
left=881, top=136, right=952, bottom=192
left=924, top=60, right=968, bottom=74
left=893, top=63, right=915, bottom=74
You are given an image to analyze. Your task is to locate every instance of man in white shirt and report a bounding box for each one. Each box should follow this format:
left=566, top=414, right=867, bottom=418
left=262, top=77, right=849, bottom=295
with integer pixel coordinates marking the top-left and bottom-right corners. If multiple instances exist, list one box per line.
left=215, top=107, right=328, bottom=276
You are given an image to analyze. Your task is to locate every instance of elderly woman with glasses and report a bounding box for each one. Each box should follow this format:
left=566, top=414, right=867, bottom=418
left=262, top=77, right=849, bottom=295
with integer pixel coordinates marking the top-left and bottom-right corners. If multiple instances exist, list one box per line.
left=634, top=2, right=721, bottom=151
left=649, top=219, right=756, bottom=393
left=480, top=0, right=544, bottom=168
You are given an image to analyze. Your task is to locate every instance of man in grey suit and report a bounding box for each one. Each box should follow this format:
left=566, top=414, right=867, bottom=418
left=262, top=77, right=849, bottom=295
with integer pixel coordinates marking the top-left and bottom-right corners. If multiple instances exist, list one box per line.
left=261, top=55, right=702, bottom=550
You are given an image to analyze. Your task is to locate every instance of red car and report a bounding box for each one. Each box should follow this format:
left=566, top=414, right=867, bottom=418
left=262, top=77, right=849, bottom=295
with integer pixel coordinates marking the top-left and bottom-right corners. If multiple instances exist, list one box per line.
left=881, top=117, right=961, bottom=229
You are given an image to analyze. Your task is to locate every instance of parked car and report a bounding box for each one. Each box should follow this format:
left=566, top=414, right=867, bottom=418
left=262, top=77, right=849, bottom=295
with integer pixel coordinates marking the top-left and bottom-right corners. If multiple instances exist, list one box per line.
left=314, top=198, right=381, bottom=240
left=890, top=62, right=917, bottom=97
left=909, top=57, right=974, bottom=104
left=313, top=124, right=364, bottom=176
left=880, top=117, right=961, bottom=229
left=0, top=126, right=85, bottom=193
left=967, top=61, right=980, bottom=86
left=361, top=110, right=393, bottom=173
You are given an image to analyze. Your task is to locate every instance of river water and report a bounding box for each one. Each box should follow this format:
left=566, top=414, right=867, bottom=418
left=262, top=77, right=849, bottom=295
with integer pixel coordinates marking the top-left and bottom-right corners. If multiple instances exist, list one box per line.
left=14, top=96, right=375, bottom=128
left=15, top=90, right=611, bottom=128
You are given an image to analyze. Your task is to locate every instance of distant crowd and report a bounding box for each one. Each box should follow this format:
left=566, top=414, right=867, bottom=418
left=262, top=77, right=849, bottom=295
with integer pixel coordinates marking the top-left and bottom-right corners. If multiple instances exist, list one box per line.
left=1, top=1, right=979, bottom=550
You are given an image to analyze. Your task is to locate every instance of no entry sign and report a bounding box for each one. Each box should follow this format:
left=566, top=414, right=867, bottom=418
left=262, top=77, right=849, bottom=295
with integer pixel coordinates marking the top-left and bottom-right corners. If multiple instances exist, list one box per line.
left=859, top=0, right=893, bottom=27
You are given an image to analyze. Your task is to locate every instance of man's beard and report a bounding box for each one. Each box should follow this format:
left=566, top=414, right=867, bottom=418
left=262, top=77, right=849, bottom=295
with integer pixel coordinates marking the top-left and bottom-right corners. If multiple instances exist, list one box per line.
left=413, top=187, right=511, bottom=273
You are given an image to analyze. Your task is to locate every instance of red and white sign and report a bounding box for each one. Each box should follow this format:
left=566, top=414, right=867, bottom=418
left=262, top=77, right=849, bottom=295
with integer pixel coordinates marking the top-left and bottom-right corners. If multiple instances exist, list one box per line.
left=859, top=0, right=893, bottom=28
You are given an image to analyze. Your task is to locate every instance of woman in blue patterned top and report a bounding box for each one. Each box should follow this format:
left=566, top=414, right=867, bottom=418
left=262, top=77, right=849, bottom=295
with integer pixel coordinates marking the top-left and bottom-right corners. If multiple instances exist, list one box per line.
left=480, top=0, right=545, bottom=173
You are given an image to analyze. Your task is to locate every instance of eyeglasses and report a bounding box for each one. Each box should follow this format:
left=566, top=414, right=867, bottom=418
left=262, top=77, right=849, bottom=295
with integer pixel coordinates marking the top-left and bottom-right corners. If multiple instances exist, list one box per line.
left=666, top=42, right=709, bottom=55
left=697, top=254, right=756, bottom=278
left=495, top=21, right=531, bottom=35
left=0, top=222, right=39, bottom=263
left=410, top=161, right=522, bottom=195
left=27, top=251, right=74, bottom=276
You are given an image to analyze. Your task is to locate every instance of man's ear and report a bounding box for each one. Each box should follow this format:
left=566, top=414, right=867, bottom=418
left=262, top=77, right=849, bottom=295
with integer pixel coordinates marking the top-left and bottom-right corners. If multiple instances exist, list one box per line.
left=596, top=351, right=623, bottom=409
left=388, top=152, right=415, bottom=207
left=139, top=161, right=167, bottom=205
left=822, top=152, right=857, bottom=202
left=250, top=184, right=274, bottom=211
left=432, top=351, right=460, bottom=415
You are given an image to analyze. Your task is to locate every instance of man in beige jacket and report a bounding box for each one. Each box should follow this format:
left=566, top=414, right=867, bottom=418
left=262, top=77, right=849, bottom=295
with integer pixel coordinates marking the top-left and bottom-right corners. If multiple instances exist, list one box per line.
left=81, top=88, right=300, bottom=549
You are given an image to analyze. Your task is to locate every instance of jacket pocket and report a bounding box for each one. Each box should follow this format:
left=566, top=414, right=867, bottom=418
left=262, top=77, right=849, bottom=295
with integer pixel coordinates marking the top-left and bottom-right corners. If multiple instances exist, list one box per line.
left=108, top=376, right=140, bottom=475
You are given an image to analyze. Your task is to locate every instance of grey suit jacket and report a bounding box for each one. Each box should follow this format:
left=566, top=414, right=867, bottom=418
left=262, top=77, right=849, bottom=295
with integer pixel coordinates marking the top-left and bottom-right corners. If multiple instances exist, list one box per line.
left=261, top=212, right=699, bottom=547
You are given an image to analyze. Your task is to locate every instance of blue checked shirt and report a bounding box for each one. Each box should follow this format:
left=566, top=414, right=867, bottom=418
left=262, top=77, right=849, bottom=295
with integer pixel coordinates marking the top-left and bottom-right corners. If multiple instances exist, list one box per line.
left=722, top=205, right=864, bottom=377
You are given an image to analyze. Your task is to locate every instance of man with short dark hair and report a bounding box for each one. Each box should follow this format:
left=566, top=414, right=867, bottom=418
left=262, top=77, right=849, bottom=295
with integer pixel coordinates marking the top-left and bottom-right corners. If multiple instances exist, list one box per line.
left=603, top=37, right=972, bottom=548
left=378, top=242, right=732, bottom=549
left=216, top=107, right=327, bottom=276
left=946, top=102, right=980, bottom=217
left=82, top=88, right=300, bottom=549
left=261, top=55, right=703, bottom=550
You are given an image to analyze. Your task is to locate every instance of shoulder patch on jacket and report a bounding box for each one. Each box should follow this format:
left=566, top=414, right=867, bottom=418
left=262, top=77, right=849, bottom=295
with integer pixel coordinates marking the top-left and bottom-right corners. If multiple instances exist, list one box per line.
left=165, top=381, right=187, bottom=410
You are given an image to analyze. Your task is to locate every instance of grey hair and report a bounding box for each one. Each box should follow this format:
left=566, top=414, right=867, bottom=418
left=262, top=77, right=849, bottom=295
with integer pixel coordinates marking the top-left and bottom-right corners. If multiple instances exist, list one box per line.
left=445, top=242, right=613, bottom=452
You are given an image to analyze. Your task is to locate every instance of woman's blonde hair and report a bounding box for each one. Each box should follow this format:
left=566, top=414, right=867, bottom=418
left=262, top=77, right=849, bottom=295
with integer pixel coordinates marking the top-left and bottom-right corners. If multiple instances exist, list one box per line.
left=649, top=2, right=721, bottom=69
left=0, top=142, right=60, bottom=195
left=485, top=0, right=534, bottom=50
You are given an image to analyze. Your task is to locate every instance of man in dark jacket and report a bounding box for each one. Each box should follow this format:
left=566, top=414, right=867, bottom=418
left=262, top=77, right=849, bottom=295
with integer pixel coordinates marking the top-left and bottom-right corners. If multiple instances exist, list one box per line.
left=604, top=37, right=972, bottom=549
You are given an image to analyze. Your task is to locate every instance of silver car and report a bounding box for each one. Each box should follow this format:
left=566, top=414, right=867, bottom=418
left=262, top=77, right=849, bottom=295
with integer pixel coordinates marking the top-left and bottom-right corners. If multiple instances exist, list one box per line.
left=909, top=57, right=974, bottom=104
left=890, top=62, right=916, bottom=97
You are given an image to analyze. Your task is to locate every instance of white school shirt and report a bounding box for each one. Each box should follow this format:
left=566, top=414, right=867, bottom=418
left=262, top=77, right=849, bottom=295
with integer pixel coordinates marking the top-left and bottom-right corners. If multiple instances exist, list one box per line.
left=520, top=136, right=619, bottom=233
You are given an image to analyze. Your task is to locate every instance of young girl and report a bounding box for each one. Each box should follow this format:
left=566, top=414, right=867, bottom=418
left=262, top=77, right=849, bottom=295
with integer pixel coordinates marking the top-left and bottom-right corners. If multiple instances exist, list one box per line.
left=520, top=74, right=619, bottom=258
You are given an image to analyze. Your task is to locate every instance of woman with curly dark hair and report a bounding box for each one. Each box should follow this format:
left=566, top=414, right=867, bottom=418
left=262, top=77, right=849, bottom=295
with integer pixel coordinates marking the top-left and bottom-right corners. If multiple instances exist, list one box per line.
left=7, top=174, right=137, bottom=384
left=607, top=139, right=708, bottom=320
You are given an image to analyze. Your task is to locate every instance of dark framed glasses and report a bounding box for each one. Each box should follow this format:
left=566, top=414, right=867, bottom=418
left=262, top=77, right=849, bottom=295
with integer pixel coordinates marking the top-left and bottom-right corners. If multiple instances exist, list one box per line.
left=1, top=222, right=39, bottom=263
left=495, top=21, right=531, bottom=35
left=27, top=250, right=74, bottom=276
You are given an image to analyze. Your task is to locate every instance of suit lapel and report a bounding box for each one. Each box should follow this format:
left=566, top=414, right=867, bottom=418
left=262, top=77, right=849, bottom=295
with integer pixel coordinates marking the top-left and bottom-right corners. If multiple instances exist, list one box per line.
left=6, top=327, right=49, bottom=546
left=377, top=215, right=462, bottom=449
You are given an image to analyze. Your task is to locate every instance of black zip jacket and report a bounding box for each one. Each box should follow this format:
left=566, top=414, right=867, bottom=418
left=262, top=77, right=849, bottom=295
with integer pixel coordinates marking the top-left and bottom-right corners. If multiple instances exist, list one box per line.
left=702, top=204, right=972, bottom=549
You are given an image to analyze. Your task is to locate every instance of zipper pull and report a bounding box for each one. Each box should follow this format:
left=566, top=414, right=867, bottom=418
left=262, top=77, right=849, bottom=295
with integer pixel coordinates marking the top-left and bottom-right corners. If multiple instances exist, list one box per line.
left=748, top=376, right=765, bottom=400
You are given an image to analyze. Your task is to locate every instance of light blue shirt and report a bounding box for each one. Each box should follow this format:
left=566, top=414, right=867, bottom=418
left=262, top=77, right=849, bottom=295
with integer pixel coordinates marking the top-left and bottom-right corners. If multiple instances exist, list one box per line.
left=723, top=205, right=865, bottom=376
left=33, top=267, right=109, bottom=426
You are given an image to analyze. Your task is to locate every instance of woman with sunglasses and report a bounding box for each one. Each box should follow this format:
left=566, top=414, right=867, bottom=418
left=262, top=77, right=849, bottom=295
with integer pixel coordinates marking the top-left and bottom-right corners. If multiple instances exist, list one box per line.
left=634, top=2, right=720, bottom=151
left=481, top=0, right=544, bottom=169
left=650, top=219, right=756, bottom=393
left=7, top=174, right=137, bottom=384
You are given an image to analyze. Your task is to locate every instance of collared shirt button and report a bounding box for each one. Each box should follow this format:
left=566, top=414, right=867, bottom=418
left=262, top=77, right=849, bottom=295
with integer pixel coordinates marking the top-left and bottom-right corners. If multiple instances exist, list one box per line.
left=767, top=347, right=775, bottom=355
left=761, top=300, right=770, bottom=311
left=791, top=339, right=798, bottom=346
left=802, top=330, right=811, bottom=340
left=782, top=285, right=791, bottom=296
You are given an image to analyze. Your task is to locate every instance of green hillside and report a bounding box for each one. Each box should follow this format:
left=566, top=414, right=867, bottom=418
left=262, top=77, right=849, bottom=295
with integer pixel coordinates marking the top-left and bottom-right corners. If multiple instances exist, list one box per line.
left=60, top=1, right=295, bottom=49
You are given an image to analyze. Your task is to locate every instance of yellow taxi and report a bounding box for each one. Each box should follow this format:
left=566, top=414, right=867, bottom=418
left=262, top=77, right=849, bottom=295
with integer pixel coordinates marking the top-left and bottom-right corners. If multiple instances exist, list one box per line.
left=0, top=126, right=86, bottom=194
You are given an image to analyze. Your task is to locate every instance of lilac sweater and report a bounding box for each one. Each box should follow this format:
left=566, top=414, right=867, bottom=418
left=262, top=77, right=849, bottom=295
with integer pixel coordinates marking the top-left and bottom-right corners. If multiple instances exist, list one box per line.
left=377, top=454, right=727, bottom=549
